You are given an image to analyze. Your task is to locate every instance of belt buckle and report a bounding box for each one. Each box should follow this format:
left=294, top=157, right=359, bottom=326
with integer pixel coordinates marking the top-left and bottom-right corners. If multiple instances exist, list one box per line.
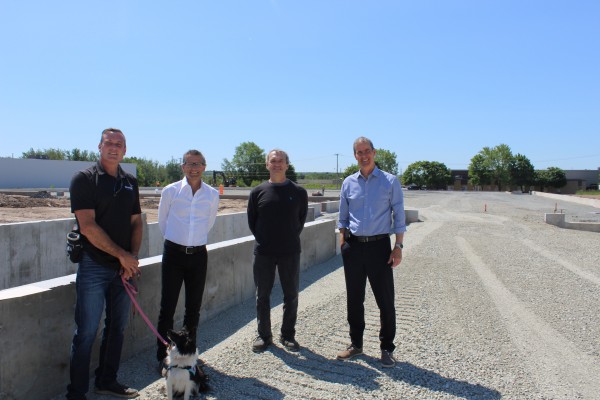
left=185, top=246, right=194, bottom=254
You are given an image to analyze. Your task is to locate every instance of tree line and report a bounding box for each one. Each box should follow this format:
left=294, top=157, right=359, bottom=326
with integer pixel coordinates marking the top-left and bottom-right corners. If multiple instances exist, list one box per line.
left=21, top=142, right=568, bottom=191
left=402, top=144, right=567, bottom=191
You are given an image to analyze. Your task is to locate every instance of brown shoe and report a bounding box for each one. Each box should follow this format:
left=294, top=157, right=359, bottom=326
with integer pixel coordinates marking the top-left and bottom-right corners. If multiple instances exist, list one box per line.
left=336, top=344, right=363, bottom=360
left=252, top=336, right=272, bottom=353
left=381, top=350, right=396, bottom=368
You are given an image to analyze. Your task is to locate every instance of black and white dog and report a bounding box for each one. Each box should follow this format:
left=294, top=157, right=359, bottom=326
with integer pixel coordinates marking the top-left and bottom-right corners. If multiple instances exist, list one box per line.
left=163, top=329, right=209, bottom=400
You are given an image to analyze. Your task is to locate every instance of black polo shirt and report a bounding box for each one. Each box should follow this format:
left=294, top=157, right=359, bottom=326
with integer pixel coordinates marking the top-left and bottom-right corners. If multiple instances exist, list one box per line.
left=70, top=161, right=141, bottom=269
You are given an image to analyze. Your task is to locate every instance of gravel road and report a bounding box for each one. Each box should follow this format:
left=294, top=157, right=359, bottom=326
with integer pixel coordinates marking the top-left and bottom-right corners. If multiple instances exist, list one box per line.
left=54, top=191, right=600, bottom=400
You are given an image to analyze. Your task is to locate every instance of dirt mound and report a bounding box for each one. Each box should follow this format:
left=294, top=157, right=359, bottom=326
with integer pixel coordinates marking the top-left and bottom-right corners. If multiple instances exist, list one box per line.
left=0, top=193, right=70, bottom=208
left=0, top=194, right=247, bottom=223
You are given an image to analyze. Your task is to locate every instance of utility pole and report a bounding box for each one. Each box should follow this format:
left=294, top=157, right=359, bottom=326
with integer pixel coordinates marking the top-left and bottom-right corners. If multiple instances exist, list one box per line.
left=335, top=153, right=340, bottom=189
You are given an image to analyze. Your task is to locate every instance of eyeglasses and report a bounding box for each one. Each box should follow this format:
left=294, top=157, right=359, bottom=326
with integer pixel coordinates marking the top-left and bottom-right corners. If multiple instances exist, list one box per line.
left=355, top=148, right=373, bottom=157
left=182, top=162, right=206, bottom=167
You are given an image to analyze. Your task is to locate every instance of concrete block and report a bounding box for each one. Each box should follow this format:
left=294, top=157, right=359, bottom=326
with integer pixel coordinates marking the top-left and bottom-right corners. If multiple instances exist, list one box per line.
left=321, top=201, right=340, bottom=213
left=309, top=203, right=321, bottom=218
left=405, top=209, right=419, bottom=223
left=545, top=213, right=566, bottom=227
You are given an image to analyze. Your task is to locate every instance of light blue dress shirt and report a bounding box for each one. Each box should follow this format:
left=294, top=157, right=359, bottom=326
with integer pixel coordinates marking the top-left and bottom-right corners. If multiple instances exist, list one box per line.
left=338, top=167, right=406, bottom=236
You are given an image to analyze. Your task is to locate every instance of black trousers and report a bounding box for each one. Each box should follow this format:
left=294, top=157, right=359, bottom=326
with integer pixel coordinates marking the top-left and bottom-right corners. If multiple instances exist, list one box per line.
left=253, top=253, right=300, bottom=341
left=341, top=237, right=396, bottom=352
left=156, top=242, right=208, bottom=361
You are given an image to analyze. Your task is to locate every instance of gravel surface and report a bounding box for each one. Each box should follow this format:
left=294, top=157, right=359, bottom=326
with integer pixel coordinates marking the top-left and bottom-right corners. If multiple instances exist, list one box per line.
left=52, top=192, right=600, bottom=400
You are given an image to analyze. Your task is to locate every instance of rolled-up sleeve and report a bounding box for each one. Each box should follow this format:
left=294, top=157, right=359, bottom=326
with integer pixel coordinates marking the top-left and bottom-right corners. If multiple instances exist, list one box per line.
left=391, top=178, right=406, bottom=234
left=338, top=180, right=349, bottom=230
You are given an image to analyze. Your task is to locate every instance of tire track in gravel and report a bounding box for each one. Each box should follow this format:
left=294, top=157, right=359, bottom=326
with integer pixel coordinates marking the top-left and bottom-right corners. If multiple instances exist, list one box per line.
left=456, top=236, right=600, bottom=399
left=520, top=238, right=600, bottom=286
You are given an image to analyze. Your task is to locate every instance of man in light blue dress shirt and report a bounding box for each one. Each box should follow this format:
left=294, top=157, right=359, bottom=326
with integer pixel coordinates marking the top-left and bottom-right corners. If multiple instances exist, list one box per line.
left=336, top=136, right=406, bottom=368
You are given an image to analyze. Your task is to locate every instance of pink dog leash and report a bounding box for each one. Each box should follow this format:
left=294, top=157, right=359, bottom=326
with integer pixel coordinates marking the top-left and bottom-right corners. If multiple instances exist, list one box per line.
left=121, top=274, right=169, bottom=346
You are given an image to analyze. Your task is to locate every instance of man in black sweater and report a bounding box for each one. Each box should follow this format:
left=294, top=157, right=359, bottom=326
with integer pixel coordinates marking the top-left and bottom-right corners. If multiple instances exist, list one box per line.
left=247, top=149, right=308, bottom=352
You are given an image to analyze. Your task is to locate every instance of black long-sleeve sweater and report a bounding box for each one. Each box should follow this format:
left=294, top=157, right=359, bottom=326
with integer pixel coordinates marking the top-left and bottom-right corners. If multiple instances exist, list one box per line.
left=247, top=180, right=308, bottom=256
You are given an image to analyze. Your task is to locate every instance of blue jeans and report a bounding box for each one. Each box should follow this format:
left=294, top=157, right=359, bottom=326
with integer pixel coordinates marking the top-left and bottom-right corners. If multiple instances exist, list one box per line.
left=66, top=252, right=131, bottom=400
left=253, top=253, right=300, bottom=340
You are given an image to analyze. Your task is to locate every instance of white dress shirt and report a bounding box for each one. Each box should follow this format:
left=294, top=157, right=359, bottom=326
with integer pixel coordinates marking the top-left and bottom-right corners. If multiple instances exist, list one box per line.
left=158, top=177, right=219, bottom=246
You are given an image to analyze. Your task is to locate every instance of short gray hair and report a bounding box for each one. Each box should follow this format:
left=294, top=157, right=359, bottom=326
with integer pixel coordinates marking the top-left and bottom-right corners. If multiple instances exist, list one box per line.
left=265, top=149, right=289, bottom=164
left=353, top=137, right=374, bottom=154
left=182, top=149, right=206, bottom=165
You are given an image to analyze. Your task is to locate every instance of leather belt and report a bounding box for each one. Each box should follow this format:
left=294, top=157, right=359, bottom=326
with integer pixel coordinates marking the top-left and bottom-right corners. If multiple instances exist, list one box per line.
left=352, top=234, right=389, bottom=243
left=165, top=239, right=206, bottom=255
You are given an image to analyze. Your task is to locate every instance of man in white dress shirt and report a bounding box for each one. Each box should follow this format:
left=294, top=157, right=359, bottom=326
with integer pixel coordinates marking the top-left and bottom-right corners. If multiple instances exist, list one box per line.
left=155, top=149, right=219, bottom=369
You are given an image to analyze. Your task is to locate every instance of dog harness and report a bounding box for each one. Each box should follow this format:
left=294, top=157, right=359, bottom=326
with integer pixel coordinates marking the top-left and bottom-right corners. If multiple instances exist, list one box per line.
left=167, top=365, right=196, bottom=379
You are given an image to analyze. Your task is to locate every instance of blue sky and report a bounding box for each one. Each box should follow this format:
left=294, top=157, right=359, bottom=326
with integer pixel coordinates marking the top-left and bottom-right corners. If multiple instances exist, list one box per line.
left=1, top=0, right=599, bottom=173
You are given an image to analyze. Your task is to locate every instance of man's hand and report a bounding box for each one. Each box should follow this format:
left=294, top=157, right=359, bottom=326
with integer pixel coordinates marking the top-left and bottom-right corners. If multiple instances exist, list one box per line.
left=388, top=247, right=403, bottom=268
left=119, top=253, right=140, bottom=280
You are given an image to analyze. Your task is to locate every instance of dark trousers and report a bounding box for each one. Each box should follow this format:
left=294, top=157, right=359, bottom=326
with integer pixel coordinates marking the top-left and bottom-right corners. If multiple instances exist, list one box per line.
left=156, top=242, right=208, bottom=361
left=253, top=253, right=300, bottom=340
left=341, top=238, right=396, bottom=352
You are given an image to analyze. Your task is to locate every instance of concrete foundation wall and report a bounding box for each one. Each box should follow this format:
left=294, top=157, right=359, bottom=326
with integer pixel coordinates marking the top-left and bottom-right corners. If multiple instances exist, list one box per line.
left=0, top=219, right=336, bottom=400
left=0, top=209, right=316, bottom=290
left=544, top=213, right=600, bottom=233
left=321, top=200, right=340, bottom=213
left=0, top=214, right=150, bottom=290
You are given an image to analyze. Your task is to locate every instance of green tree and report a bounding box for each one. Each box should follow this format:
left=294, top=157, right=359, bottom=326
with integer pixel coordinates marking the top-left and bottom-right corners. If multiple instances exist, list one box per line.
left=537, top=167, right=567, bottom=192
left=68, top=148, right=98, bottom=161
left=469, top=144, right=513, bottom=190
left=22, top=147, right=68, bottom=160
left=22, top=147, right=99, bottom=161
left=509, top=153, right=535, bottom=192
left=342, top=164, right=359, bottom=178
left=468, top=153, right=491, bottom=187
left=123, top=156, right=166, bottom=187
left=286, top=163, right=298, bottom=183
left=164, top=157, right=183, bottom=184
left=402, top=161, right=451, bottom=189
left=341, top=148, right=398, bottom=179
left=222, top=142, right=268, bottom=186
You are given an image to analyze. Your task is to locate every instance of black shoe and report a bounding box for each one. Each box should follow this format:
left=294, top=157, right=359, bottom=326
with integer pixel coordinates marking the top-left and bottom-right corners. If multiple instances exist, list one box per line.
left=252, top=336, right=272, bottom=353
left=381, top=350, right=396, bottom=368
left=94, top=381, right=139, bottom=398
left=279, top=336, right=300, bottom=352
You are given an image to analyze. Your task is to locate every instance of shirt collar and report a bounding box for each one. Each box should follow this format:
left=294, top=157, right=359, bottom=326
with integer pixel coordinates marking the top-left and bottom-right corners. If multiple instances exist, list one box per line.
left=95, top=161, right=127, bottom=179
left=179, top=176, right=203, bottom=192
left=357, top=166, right=381, bottom=180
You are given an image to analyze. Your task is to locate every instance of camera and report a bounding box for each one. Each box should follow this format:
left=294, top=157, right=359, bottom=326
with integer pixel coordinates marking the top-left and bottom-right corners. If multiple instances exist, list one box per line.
left=66, top=231, right=83, bottom=263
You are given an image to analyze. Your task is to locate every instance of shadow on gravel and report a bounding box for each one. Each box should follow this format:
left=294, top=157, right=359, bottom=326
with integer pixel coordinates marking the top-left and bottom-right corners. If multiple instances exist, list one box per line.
left=195, top=254, right=344, bottom=354
left=380, top=359, right=502, bottom=399
left=273, top=346, right=383, bottom=390
left=196, top=365, right=285, bottom=399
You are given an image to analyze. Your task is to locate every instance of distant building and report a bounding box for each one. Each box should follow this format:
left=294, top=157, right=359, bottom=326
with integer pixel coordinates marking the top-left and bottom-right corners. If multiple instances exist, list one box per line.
left=449, top=168, right=599, bottom=194
left=0, top=158, right=136, bottom=189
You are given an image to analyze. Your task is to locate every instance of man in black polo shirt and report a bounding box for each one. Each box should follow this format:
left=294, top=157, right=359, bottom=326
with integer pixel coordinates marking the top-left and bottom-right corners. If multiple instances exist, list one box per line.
left=66, top=128, right=142, bottom=400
